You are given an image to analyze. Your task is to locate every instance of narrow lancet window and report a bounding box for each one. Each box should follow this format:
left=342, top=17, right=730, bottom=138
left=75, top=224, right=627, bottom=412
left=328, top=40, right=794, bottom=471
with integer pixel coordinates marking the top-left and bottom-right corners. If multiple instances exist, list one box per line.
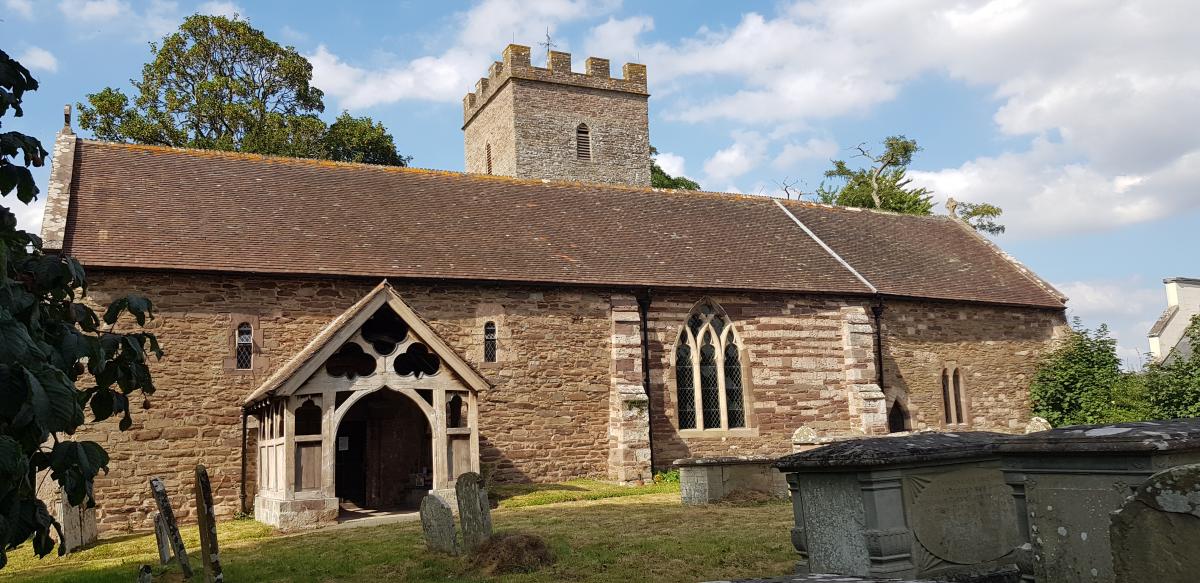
left=235, top=322, right=253, bottom=370
left=675, top=332, right=696, bottom=429
left=483, top=321, right=497, bottom=363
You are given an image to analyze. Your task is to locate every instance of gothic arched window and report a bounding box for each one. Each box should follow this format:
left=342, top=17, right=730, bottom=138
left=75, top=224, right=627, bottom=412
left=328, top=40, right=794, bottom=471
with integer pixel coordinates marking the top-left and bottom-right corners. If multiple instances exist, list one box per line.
left=235, top=322, right=253, bottom=370
left=674, top=301, right=748, bottom=431
left=483, top=321, right=497, bottom=363
left=576, top=123, right=591, bottom=160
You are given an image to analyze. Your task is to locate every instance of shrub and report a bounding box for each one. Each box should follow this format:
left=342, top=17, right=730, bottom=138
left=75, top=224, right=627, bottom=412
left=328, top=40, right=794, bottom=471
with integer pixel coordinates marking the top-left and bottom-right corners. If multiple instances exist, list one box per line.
left=653, top=469, right=680, bottom=484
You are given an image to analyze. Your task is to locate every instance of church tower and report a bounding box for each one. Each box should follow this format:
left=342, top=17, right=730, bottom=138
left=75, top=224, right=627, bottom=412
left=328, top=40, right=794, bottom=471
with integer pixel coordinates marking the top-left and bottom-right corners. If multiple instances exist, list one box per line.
left=462, top=44, right=651, bottom=187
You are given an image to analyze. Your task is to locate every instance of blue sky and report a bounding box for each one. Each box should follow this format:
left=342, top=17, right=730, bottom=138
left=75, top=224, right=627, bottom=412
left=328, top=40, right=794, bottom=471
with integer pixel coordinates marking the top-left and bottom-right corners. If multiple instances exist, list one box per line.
left=5, top=0, right=1198, bottom=366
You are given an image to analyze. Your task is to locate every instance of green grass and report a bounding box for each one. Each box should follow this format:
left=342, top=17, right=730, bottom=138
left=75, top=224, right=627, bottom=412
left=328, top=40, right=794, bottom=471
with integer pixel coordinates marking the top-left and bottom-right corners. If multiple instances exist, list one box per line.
left=2, top=492, right=794, bottom=583
left=490, top=478, right=680, bottom=508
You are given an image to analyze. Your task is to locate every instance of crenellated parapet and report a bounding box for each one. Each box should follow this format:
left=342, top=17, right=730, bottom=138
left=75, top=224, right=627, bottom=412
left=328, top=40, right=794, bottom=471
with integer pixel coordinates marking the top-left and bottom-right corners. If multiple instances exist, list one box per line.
left=462, top=44, right=648, bottom=126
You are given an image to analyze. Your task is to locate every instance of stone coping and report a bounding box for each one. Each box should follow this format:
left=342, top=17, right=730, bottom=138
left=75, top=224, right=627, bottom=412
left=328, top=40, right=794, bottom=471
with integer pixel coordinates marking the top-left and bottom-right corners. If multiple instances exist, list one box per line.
left=774, top=431, right=1008, bottom=471
left=706, top=574, right=948, bottom=583
left=998, top=418, right=1200, bottom=454
left=673, top=455, right=779, bottom=468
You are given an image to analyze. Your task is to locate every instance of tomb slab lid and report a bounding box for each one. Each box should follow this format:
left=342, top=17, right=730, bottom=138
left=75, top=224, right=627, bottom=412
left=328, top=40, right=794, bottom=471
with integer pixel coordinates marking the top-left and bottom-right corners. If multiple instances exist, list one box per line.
left=774, top=431, right=1007, bottom=471
left=674, top=455, right=777, bottom=467
left=998, top=418, right=1200, bottom=455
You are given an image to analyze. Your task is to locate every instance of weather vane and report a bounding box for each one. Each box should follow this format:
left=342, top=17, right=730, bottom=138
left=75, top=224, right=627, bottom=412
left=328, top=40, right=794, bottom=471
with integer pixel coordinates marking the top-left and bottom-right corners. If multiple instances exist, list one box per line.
left=537, top=27, right=557, bottom=62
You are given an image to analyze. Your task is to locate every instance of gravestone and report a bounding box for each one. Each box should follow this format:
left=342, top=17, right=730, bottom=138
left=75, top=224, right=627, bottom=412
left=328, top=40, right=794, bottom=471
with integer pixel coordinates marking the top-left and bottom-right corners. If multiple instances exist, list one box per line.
left=1110, top=463, right=1200, bottom=583
left=194, top=465, right=223, bottom=582
left=152, top=512, right=172, bottom=565
left=149, top=477, right=193, bottom=579
left=1023, top=417, right=1052, bottom=434
left=136, top=564, right=153, bottom=583
left=56, top=487, right=97, bottom=553
left=455, top=472, right=493, bottom=552
left=419, top=494, right=459, bottom=554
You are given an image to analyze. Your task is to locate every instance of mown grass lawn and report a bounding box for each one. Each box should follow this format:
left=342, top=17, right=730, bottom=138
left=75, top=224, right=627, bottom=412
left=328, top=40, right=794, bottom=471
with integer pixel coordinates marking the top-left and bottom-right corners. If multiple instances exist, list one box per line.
left=3, top=491, right=795, bottom=583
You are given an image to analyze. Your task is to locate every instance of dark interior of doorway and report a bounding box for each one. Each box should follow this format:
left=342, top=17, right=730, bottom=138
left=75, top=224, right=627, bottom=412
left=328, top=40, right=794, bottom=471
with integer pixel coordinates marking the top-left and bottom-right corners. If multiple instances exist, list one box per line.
left=335, top=389, right=432, bottom=518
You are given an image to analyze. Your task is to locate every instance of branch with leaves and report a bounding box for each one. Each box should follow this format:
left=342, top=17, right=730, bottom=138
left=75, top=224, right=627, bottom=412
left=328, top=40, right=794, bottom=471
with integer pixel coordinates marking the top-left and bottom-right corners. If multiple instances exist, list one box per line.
left=0, top=48, right=161, bottom=569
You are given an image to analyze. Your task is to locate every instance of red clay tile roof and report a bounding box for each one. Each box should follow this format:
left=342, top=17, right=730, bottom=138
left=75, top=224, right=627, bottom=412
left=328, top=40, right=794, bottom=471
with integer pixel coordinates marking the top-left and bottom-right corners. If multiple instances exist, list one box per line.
left=60, top=140, right=1065, bottom=308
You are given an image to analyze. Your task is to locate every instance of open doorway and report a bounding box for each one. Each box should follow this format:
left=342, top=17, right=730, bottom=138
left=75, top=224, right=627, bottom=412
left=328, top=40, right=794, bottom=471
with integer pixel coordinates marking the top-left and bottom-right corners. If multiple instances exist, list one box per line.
left=334, top=389, right=432, bottom=516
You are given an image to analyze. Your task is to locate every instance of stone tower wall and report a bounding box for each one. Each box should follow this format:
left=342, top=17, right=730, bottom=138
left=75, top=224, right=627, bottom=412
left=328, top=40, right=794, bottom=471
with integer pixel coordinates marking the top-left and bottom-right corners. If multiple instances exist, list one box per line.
left=463, top=44, right=651, bottom=186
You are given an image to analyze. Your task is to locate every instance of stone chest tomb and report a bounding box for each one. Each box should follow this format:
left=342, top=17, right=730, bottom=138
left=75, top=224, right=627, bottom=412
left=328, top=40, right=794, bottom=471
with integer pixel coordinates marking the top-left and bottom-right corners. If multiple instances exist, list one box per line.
left=775, top=432, right=1023, bottom=581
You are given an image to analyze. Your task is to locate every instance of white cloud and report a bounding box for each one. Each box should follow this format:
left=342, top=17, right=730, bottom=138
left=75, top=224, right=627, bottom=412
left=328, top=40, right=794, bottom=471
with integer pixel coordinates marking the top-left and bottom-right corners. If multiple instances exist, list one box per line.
left=5, top=0, right=34, bottom=19
left=197, top=1, right=239, bottom=17
left=1053, top=278, right=1164, bottom=369
left=602, top=0, right=1200, bottom=238
left=311, top=0, right=619, bottom=108
left=772, top=137, right=837, bottom=169
left=14, top=198, right=44, bottom=237
left=583, top=15, right=653, bottom=66
left=653, top=151, right=686, bottom=178
left=17, top=47, right=58, bottom=73
left=703, top=131, right=766, bottom=183
left=58, top=0, right=128, bottom=22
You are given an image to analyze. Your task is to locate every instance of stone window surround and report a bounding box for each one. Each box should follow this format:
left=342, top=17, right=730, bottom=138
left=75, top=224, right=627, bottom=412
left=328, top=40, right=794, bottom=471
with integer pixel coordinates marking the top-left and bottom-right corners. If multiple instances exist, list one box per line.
left=575, top=123, right=592, bottom=161
left=473, top=303, right=510, bottom=370
left=224, top=313, right=270, bottom=373
left=669, top=299, right=757, bottom=437
left=941, top=362, right=971, bottom=427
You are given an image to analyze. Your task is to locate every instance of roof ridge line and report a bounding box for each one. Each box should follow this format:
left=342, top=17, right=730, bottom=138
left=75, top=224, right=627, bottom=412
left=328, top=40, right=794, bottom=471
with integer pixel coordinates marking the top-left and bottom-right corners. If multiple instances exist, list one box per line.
left=773, top=199, right=878, bottom=294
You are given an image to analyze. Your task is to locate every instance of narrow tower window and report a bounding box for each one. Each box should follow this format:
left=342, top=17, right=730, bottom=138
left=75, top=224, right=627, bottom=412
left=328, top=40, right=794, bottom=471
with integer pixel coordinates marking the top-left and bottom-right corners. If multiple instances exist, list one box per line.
left=942, top=367, right=968, bottom=426
left=576, top=124, right=591, bottom=160
left=483, top=321, right=497, bottom=363
left=235, top=322, right=253, bottom=370
left=485, top=143, right=493, bottom=174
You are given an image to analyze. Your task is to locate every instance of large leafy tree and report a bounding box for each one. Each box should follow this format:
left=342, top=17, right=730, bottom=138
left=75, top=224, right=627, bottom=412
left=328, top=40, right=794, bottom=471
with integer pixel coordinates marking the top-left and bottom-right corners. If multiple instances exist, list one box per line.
left=814, top=136, right=1005, bottom=234
left=77, top=14, right=410, bottom=165
left=650, top=146, right=700, bottom=190
left=0, top=50, right=161, bottom=568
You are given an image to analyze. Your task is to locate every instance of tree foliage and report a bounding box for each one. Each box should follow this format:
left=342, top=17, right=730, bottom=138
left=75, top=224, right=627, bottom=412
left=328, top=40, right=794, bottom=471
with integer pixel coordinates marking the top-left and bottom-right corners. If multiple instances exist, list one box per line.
left=1145, top=315, right=1200, bottom=419
left=77, top=14, right=409, bottom=166
left=813, top=136, right=1005, bottom=234
left=1031, top=316, right=1200, bottom=427
left=1030, top=319, right=1130, bottom=426
left=0, top=49, right=161, bottom=569
left=650, top=146, right=700, bottom=190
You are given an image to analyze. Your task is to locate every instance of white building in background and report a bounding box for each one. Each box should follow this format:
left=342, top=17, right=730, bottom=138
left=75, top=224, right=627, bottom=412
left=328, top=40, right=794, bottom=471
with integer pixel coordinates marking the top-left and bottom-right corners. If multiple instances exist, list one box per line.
left=1148, top=277, right=1200, bottom=363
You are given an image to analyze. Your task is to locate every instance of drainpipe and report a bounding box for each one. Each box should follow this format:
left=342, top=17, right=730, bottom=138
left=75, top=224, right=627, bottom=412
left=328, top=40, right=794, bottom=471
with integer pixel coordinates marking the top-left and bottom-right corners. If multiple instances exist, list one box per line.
left=636, top=288, right=657, bottom=475
left=239, top=407, right=248, bottom=515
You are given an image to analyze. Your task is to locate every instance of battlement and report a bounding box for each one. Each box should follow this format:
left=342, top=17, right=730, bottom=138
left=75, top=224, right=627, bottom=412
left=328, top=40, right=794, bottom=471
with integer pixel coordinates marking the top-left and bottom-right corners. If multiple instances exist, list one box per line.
left=462, top=44, right=648, bottom=126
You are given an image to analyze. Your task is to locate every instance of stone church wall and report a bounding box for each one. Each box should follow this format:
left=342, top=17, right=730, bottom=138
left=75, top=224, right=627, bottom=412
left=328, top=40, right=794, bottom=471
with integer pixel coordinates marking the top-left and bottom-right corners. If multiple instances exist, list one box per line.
left=79, top=270, right=615, bottom=532
left=879, top=299, right=1068, bottom=433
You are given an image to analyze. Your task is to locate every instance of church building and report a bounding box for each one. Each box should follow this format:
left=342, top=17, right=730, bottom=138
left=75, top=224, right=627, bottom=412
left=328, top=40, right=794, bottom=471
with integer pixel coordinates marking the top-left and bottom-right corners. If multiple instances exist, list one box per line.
left=41, top=45, right=1068, bottom=531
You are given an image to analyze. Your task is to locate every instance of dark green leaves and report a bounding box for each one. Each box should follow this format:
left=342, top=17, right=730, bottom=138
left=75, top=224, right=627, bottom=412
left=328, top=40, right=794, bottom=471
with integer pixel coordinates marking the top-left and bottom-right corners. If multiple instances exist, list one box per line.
left=0, top=50, right=161, bottom=565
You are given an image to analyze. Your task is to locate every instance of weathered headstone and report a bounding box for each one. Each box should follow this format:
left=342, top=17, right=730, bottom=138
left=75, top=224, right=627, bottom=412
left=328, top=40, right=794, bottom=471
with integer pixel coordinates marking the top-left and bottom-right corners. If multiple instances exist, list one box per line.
left=136, top=564, right=153, bottom=583
left=152, top=512, right=172, bottom=565
left=455, top=472, right=493, bottom=552
left=419, top=494, right=459, bottom=555
left=57, top=487, right=97, bottom=553
left=1110, top=463, right=1200, bottom=583
left=194, top=465, right=223, bottom=583
left=149, top=477, right=193, bottom=579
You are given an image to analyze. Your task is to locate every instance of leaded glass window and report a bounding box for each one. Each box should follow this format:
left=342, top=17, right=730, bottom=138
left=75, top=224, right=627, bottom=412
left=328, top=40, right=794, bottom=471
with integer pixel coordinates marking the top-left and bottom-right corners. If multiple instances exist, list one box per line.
left=483, top=321, right=497, bottom=363
left=673, top=300, right=750, bottom=432
left=724, top=338, right=745, bottom=428
left=675, top=333, right=695, bottom=429
left=235, top=322, right=253, bottom=370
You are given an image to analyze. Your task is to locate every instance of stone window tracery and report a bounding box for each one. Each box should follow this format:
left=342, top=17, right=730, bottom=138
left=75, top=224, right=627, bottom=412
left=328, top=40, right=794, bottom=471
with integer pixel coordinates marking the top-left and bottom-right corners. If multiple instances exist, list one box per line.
left=235, top=322, right=253, bottom=370
left=674, top=301, right=748, bottom=431
left=576, top=123, right=591, bottom=161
